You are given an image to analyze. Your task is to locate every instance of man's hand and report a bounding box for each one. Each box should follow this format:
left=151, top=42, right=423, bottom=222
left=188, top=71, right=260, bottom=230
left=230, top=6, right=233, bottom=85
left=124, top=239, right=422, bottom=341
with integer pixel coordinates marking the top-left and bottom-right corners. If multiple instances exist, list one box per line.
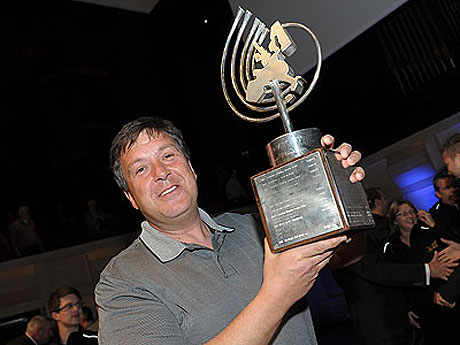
left=438, top=238, right=460, bottom=263
left=261, top=236, right=347, bottom=310
left=408, top=311, right=421, bottom=329
left=433, top=291, right=456, bottom=308
left=417, top=210, right=435, bottom=227
left=321, top=134, right=365, bottom=183
left=428, top=251, right=458, bottom=281
left=328, top=233, right=365, bottom=269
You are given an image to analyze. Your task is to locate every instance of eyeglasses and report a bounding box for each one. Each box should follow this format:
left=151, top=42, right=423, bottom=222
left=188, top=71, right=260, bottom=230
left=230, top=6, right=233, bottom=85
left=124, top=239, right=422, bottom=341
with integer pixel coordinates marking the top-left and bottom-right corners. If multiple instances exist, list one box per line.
left=55, top=301, right=83, bottom=313
left=395, top=210, right=416, bottom=218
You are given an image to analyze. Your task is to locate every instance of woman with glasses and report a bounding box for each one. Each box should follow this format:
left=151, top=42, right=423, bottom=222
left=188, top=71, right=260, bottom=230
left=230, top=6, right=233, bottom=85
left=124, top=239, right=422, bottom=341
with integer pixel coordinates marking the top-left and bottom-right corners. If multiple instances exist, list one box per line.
left=47, top=286, right=98, bottom=345
left=384, top=200, right=460, bottom=345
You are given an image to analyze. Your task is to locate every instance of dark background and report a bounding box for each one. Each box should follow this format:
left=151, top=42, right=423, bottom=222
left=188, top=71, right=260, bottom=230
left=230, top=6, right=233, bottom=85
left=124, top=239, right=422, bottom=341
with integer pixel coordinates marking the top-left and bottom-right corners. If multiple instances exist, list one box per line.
left=2, top=0, right=460, bottom=246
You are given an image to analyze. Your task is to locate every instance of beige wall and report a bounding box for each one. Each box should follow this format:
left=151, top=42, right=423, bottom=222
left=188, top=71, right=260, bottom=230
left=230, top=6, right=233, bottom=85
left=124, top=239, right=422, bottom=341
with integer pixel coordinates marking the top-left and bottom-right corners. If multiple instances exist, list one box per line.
left=0, top=232, right=137, bottom=319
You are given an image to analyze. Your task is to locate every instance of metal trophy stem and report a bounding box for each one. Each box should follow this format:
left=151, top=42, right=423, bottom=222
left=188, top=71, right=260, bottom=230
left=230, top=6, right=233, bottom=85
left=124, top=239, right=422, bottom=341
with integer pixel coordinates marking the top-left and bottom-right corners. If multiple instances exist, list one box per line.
left=268, top=79, right=293, bottom=133
left=267, top=79, right=322, bottom=167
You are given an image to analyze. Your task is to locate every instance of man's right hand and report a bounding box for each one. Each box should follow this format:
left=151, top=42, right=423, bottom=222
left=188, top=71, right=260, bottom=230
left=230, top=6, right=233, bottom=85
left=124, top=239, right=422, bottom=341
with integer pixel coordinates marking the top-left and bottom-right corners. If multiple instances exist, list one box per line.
left=429, top=251, right=459, bottom=281
left=260, top=236, right=347, bottom=311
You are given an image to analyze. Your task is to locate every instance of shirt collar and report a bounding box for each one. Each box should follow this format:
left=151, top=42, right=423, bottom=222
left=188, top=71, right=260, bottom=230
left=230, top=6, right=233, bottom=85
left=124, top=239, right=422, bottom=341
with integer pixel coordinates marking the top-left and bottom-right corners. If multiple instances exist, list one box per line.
left=25, top=333, right=38, bottom=345
left=139, top=208, right=234, bottom=263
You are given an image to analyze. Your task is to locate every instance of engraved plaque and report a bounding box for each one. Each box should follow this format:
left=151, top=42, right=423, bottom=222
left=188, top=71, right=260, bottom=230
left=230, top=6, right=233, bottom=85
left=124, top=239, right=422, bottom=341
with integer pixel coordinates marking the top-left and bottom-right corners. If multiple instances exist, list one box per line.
left=252, top=149, right=374, bottom=253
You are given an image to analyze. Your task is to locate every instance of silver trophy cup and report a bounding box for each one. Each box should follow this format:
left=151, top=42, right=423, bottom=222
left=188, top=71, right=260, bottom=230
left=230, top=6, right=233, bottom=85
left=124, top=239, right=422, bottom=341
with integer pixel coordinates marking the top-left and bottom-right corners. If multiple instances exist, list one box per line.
left=221, top=8, right=374, bottom=252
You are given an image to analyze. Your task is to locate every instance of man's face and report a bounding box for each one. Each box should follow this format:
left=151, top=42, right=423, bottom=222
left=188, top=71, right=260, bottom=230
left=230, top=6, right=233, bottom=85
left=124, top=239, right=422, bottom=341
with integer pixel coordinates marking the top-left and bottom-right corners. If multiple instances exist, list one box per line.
left=121, top=131, right=198, bottom=229
left=435, top=177, right=458, bottom=205
left=51, top=294, right=81, bottom=328
left=443, top=151, right=460, bottom=178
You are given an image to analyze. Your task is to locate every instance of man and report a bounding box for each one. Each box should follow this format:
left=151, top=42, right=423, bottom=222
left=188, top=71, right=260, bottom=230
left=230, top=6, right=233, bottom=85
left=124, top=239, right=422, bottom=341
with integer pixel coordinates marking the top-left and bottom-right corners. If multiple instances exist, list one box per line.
left=430, top=171, right=460, bottom=242
left=95, top=117, right=364, bottom=345
left=434, top=134, right=460, bottom=306
left=9, top=205, right=44, bottom=257
left=47, top=286, right=97, bottom=345
left=6, top=315, right=52, bottom=345
left=442, top=132, right=460, bottom=180
left=331, top=187, right=456, bottom=345
left=80, top=306, right=98, bottom=332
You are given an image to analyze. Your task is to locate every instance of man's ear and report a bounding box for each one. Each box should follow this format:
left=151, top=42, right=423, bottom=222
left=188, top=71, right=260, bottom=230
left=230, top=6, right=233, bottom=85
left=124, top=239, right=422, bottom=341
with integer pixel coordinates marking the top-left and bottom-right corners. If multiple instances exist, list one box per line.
left=188, top=161, right=197, bottom=180
left=51, top=311, right=60, bottom=322
left=435, top=190, right=442, bottom=200
left=124, top=191, right=139, bottom=210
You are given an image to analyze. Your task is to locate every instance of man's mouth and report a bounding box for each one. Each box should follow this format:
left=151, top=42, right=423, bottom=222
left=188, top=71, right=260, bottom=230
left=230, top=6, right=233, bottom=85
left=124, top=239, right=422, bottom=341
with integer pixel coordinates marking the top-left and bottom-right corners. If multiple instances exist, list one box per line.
left=159, top=185, right=177, bottom=197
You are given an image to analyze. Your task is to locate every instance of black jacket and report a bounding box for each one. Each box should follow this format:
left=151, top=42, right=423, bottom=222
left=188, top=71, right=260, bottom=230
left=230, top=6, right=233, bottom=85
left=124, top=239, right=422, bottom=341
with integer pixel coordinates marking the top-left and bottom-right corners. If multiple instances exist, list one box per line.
left=332, top=214, right=425, bottom=345
left=384, top=222, right=460, bottom=345
left=6, top=335, right=36, bottom=345
left=429, top=201, right=460, bottom=242
left=67, top=328, right=98, bottom=345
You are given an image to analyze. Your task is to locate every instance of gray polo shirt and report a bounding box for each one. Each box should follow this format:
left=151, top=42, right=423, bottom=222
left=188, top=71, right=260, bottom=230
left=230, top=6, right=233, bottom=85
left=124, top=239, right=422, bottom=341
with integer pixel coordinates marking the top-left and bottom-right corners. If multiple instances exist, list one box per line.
left=95, top=209, right=317, bottom=345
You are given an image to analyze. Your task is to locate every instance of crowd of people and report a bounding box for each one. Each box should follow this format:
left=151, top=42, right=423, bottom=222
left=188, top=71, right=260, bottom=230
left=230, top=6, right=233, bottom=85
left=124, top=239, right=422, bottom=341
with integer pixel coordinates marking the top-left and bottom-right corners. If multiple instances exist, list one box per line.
left=3, top=115, right=460, bottom=345
left=6, top=286, right=98, bottom=345
left=332, top=133, right=460, bottom=345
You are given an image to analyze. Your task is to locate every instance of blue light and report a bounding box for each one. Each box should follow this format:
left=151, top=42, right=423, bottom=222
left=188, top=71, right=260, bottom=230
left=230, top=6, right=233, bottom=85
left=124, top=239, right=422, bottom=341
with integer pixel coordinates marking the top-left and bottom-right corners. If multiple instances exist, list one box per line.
left=393, top=164, right=436, bottom=188
left=393, top=163, right=438, bottom=210
left=404, top=185, right=438, bottom=211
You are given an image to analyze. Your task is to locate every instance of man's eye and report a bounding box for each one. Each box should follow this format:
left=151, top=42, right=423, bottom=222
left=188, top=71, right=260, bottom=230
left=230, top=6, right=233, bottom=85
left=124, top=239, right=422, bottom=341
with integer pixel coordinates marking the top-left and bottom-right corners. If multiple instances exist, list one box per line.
left=164, top=152, right=175, bottom=160
left=135, top=167, right=145, bottom=175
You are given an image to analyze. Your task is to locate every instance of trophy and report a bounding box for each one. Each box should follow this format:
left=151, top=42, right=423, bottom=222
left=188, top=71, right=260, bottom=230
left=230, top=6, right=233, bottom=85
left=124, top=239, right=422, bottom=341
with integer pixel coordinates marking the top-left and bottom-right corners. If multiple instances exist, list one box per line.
left=221, top=7, right=375, bottom=253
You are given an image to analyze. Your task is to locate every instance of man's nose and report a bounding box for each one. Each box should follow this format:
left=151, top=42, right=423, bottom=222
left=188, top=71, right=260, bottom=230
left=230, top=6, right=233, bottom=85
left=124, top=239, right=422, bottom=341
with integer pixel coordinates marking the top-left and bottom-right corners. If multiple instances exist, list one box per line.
left=152, top=162, right=171, bottom=181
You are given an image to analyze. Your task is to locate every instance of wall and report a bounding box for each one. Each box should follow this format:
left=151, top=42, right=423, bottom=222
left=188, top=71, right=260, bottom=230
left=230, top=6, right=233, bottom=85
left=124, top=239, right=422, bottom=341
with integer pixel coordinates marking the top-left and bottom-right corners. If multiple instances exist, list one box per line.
left=0, top=232, right=137, bottom=321
left=361, top=111, right=460, bottom=210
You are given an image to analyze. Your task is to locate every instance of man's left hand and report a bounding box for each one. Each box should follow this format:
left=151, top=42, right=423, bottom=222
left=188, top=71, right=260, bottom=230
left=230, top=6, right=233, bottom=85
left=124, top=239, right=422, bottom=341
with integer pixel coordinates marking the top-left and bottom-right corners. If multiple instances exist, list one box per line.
left=321, top=134, right=365, bottom=183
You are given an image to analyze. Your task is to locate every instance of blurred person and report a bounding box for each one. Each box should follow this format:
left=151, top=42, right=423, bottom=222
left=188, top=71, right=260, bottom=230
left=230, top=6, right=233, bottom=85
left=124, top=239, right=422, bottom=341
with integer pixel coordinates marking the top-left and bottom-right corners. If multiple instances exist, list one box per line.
left=0, top=227, right=12, bottom=261
left=225, top=169, right=250, bottom=207
left=95, top=116, right=365, bottom=345
left=48, top=286, right=97, bottom=345
left=442, top=133, right=460, bottom=180
left=6, top=315, right=53, bottom=345
left=80, top=306, right=98, bottom=332
left=9, top=205, right=44, bottom=257
left=384, top=200, right=460, bottom=345
left=331, top=188, right=453, bottom=345
left=430, top=171, right=460, bottom=261
left=430, top=171, right=460, bottom=242
left=428, top=172, right=460, bottom=307
left=83, top=198, right=111, bottom=240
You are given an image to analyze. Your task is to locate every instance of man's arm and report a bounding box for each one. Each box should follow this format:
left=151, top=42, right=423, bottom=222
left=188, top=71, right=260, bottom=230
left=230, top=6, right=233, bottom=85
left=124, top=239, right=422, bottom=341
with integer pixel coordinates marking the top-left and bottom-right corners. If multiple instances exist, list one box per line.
left=205, top=236, right=347, bottom=345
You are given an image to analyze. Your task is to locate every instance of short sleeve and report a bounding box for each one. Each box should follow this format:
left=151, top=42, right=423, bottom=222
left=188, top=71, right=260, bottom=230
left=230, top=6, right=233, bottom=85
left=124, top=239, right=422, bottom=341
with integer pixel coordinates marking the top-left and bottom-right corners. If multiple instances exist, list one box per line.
left=95, top=261, right=186, bottom=345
